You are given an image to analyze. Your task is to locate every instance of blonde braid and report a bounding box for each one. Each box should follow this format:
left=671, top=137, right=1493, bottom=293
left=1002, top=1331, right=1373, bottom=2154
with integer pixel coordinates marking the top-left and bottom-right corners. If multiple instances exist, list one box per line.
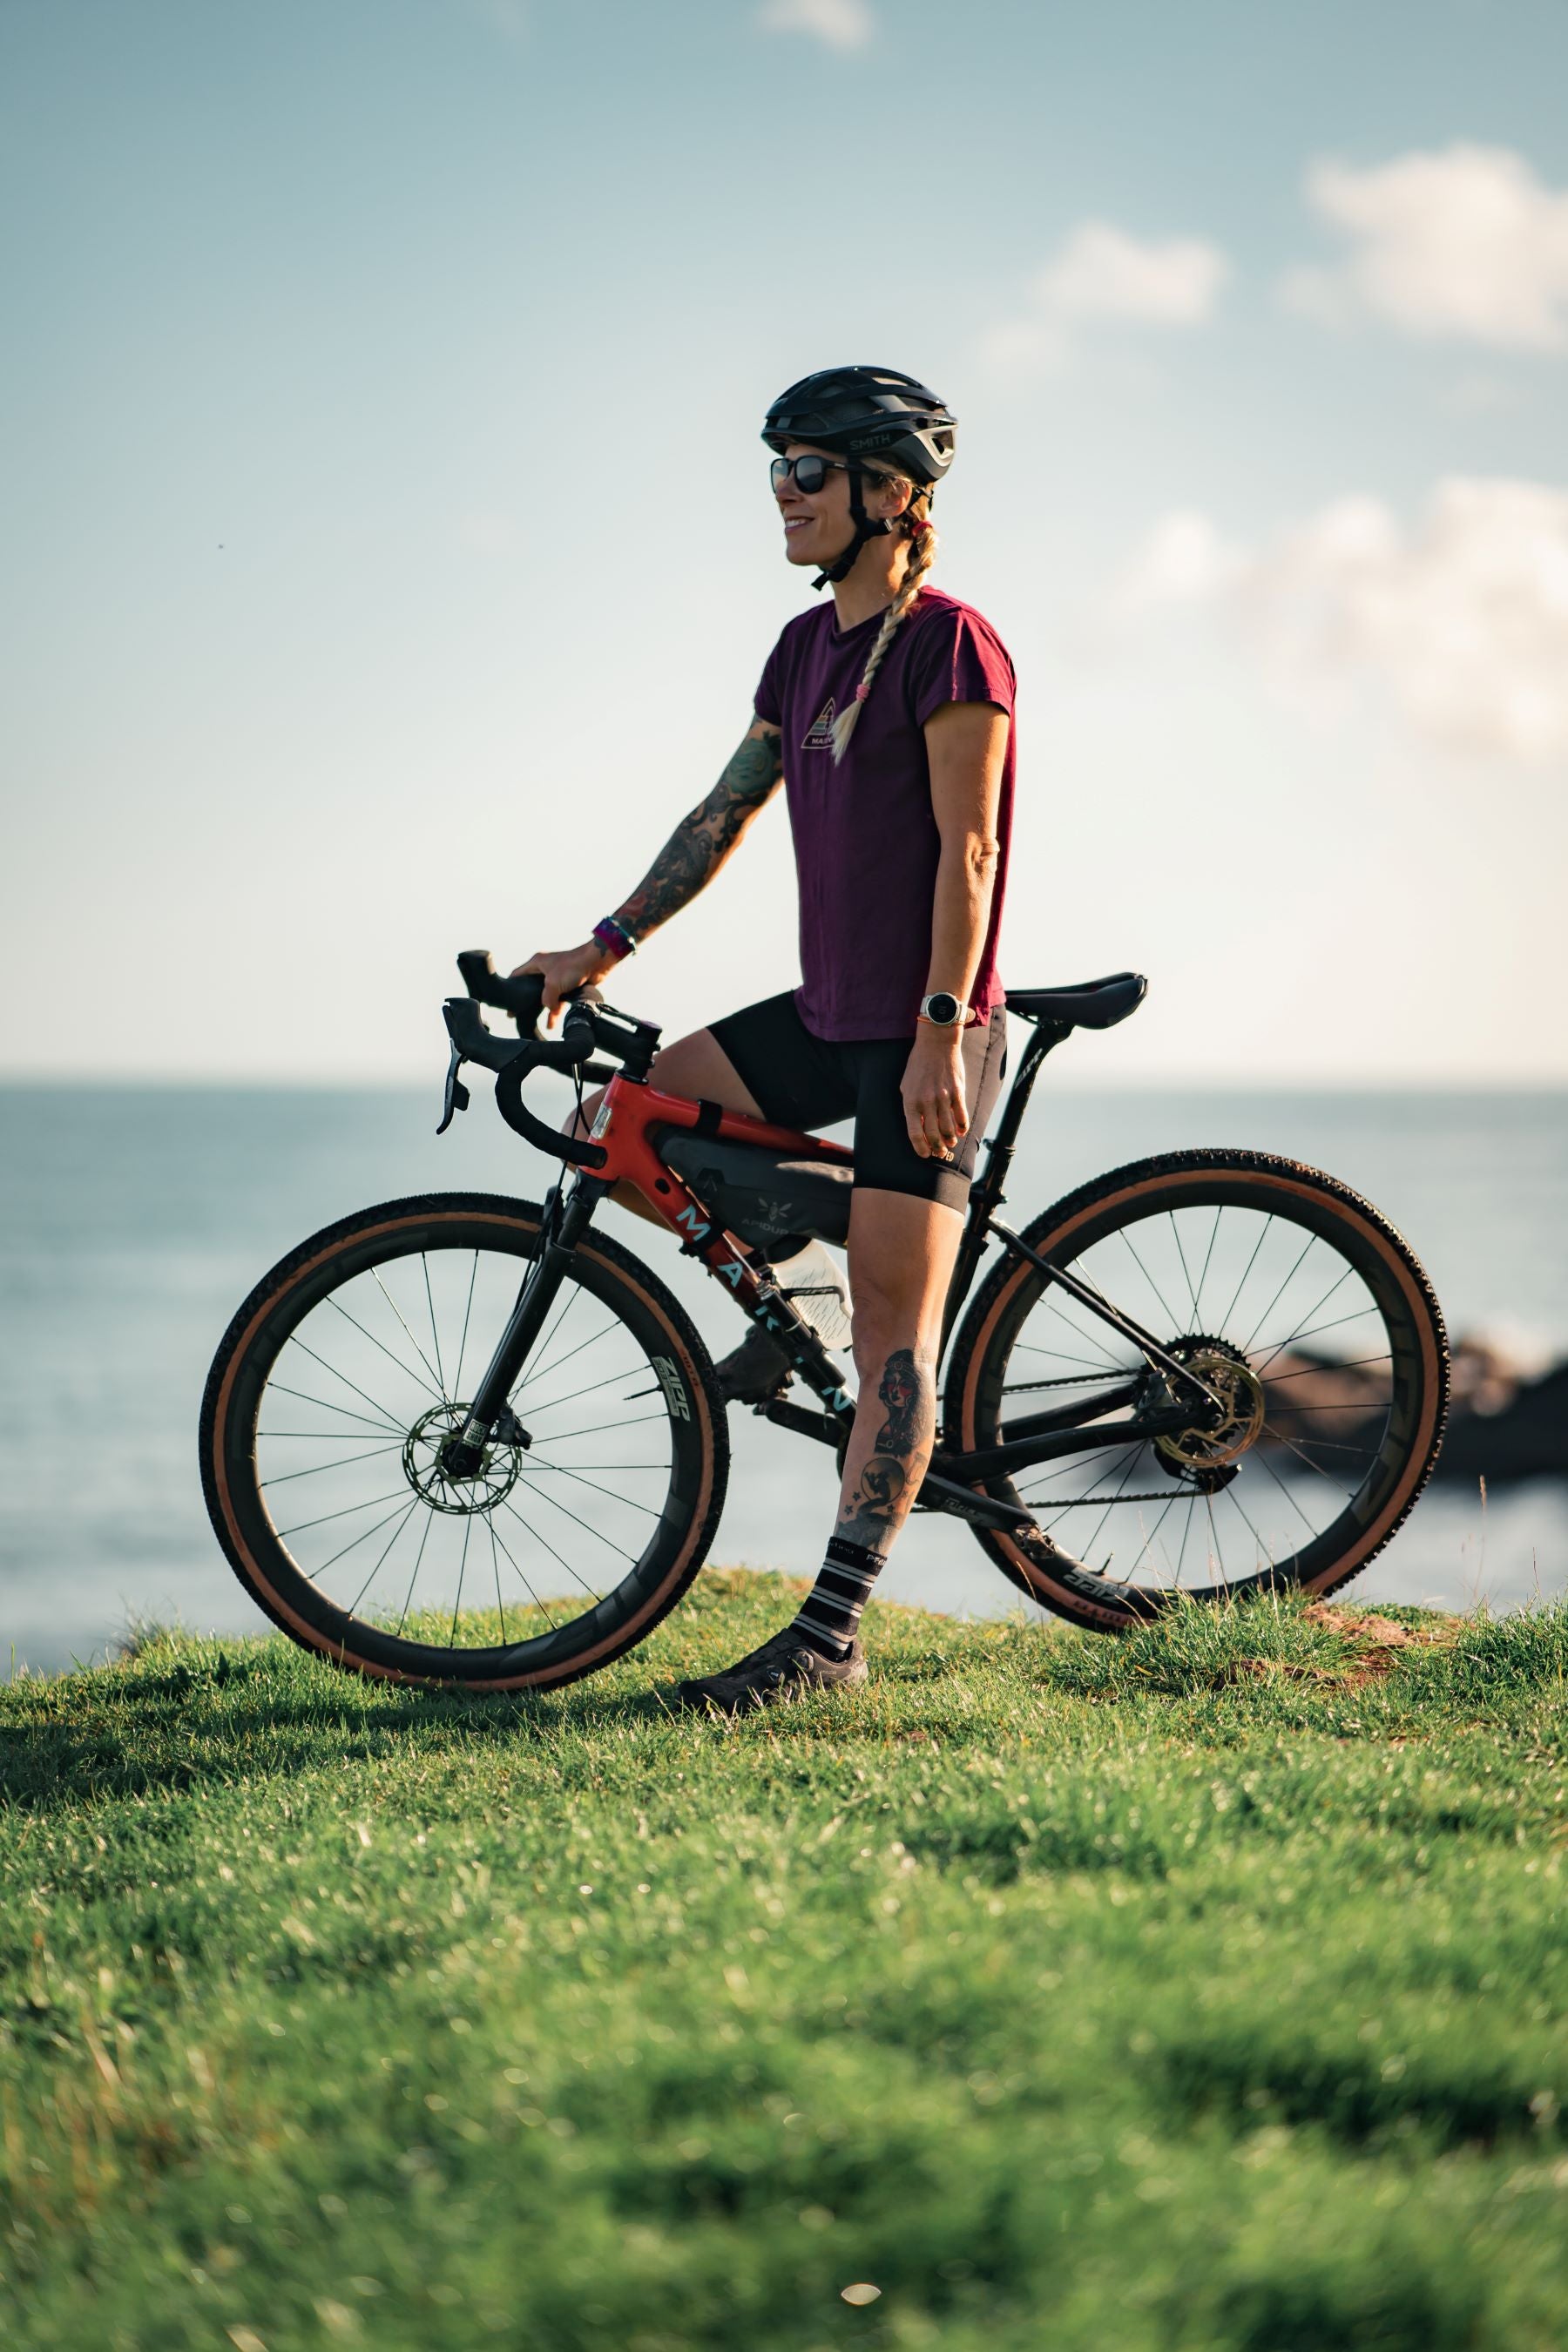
left=828, top=486, right=938, bottom=765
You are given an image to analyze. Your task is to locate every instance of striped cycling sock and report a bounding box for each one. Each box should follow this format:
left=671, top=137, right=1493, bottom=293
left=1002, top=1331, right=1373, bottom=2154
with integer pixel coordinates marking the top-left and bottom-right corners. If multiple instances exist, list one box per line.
left=791, top=1534, right=887, bottom=1660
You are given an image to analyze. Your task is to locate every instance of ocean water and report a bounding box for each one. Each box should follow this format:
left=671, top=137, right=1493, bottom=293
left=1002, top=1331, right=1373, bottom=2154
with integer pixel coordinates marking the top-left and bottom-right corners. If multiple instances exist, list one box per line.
left=2, top=1078, right=1565, bottom=1677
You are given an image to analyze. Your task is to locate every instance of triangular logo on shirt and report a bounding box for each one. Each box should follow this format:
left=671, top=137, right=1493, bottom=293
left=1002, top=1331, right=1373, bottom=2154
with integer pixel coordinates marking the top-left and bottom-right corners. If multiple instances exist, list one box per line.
left=801, top=697, right=836, bottom=752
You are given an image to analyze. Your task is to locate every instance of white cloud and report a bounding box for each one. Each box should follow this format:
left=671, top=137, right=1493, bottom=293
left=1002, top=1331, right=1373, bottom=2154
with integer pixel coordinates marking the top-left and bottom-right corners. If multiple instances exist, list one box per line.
left=985, top=221, right=1228, bottom=369
left=1119, top=477, right=1568, bottom=764
left=1116, top=510, right=1247, bottom=609
left=1281, top=145, right=1568, bottom=350
left=756, top=0, right=874, bottom=51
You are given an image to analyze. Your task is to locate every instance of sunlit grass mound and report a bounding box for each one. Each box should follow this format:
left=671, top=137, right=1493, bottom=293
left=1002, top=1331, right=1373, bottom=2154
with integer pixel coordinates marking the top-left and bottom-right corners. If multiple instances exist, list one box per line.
left=2, top=1573, right=1565, bottom=2351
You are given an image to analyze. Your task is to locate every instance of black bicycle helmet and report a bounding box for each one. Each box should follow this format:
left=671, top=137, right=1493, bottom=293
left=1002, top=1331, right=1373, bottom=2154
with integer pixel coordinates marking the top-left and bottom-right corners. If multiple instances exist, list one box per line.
left=763, top=365, right=957, bottom=586
left=762, top=364, right=957, bottom=485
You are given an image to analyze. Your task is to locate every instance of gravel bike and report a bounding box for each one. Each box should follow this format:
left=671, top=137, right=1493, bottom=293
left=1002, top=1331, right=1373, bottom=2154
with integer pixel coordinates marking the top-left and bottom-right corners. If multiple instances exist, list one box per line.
left=200, top=956, right=1450, bottom=1688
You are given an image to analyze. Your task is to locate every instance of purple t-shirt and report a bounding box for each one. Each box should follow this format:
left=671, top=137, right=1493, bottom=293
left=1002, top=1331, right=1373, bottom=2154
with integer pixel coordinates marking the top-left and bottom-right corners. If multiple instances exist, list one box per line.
left=754, top=586, right=1016, bottom=1039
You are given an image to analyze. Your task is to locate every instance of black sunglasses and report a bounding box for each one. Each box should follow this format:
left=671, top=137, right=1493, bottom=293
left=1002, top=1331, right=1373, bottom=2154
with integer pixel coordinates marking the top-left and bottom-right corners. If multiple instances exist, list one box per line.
left=769, top=453, right=851, bottom=496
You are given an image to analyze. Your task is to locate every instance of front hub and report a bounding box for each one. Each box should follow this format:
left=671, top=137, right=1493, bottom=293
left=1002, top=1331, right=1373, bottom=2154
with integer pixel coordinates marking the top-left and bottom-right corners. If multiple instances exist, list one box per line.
left=407, top=1403, right=524, bottom=1516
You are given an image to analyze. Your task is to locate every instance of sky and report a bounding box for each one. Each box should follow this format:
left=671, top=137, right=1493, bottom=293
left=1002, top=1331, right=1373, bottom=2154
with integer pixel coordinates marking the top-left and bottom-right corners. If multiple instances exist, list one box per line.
left=3, top=0, right=1565, bottom=1084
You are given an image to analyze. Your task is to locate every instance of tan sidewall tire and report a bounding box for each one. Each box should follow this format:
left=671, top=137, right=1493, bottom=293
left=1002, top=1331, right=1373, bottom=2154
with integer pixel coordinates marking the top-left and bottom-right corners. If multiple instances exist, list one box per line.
left=944, top=1153, right=1449, bottom=1632
left=200, top=1193, right=727, bottom=1689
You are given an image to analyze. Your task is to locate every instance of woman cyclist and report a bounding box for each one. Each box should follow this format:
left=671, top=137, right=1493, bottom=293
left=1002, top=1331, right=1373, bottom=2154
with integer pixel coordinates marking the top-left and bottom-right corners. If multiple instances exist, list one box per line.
left=516, top=365, right=1016, bottom=1713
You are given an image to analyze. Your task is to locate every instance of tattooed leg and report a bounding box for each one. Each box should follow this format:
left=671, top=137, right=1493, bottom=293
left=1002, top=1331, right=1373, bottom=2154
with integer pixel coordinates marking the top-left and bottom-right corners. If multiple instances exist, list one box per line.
left=787, top=1192, right=964, bottom=1659
left=836, top=1343, right=936, bottom=1549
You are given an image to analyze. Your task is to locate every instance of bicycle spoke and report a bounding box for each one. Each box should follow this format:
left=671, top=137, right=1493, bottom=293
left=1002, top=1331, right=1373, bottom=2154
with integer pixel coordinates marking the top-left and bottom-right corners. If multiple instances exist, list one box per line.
left=1166, top=1212, right=1200, bottom=1324
left=501, top=1493, right=619, bottom=1592
left=503, top=1476, right=639, bottom=1563
left=364, top=1266, right=445, bottom=1398
left=1175, top=1494, right=1197, bottom=1586
left=1251, top=1444, right=1322, bottom=1539
left=1220, top=1478, right=1277, bottom=1571
left=517, top=1359, right=655, bottom=1418
left=1114, top=1223, right=1180, bottom=1332
left=524, top=1409, right=670, bottom=1444
left=517, top=1310, right=624, bottom=1396
left=491, top=1505, right=578, bottom=1621
left=260, top=1444, right=403, bottom=1489
left=286, top=1335, right=411, bottom=1436
left=1215, top=1214, right=1273, bottom=1336
left=1080, top=1451, right=1146, bottom=1565
left=1192, top=1206, right=1223, bottom=1328
left=451, top=1251, right=480, bottom=1405
left=1262, top=1422, right=1369, bottom=1483
left=325, top=1290, right=444, bottom=1404
left=395, top=1510, right=436, bottom=1637
left=346, top=1498, right=422, bottom=1616
left=267, top=1382, right=404, bottom=1436
left=1253, top=1304, right=1382, bottom=1371
left=421, top=1256, right=448, bottom=1401
left=1238, top=1232, right=1319, bottom=1355
left=314, top=1495, right=422, bottom=1583
left=449, top=1516, right=473, bottom=1647
left=274, top=1486, right=412, bottom=1541
left=488, top=1516, right=510, bottom=1646
left=1125, top=1491, right=1179, bottom=1578
left=517, top=1460, right=663, bottom=1520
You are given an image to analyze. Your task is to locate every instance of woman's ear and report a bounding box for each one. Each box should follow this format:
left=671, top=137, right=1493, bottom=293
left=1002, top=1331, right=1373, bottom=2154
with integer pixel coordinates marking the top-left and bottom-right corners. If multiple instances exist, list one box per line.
left=870, top=473, right=914, bottom=523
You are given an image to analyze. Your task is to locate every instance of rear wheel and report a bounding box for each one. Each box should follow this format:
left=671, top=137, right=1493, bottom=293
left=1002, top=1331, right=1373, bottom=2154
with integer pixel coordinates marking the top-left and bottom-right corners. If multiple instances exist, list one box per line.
left=200, top=1192, right=727, bottom=1688
left=944, top=1151, right=1448, bottom=1632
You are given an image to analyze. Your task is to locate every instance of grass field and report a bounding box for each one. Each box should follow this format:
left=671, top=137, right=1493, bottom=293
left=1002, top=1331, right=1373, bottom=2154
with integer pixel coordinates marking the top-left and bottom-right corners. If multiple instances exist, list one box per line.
left=2, top=1572, right=1565, bottom=2351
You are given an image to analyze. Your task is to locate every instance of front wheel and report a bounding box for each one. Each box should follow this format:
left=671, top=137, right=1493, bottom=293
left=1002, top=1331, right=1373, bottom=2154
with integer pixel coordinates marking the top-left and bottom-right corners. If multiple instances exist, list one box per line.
left=944, top=1151, right=1449, bottom=1632
left=200, top=1192, right=728, bottom=1688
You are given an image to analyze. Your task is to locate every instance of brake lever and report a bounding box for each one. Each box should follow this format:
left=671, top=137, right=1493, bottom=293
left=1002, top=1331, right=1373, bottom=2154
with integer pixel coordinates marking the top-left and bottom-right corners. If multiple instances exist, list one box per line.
left=436, top=1039, right=470, bottom=1135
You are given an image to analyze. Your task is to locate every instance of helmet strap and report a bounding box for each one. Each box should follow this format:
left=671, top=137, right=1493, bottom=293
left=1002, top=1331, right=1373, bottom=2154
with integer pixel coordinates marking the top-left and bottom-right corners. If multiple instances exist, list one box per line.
left=811, top=464, right=892, bottom=591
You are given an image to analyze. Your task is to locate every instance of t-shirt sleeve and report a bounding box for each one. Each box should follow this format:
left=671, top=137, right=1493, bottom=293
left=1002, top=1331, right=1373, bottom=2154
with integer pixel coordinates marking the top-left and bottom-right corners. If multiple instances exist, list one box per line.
left=908, top=607, right=1017, bottom=729
left=754, top=631, right=787, bottom=727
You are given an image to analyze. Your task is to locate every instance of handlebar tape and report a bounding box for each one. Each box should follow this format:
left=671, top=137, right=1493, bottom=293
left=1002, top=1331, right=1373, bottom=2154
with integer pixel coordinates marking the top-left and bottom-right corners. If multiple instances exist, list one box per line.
left=492, top=1052, right=608, bottom=1172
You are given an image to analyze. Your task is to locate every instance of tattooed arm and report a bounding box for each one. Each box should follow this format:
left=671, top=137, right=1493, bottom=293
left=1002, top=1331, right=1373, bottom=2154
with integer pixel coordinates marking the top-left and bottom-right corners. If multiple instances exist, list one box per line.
left=615, top=719, right=784, bottom=940
left=512, top=719, right=784, bottom=1022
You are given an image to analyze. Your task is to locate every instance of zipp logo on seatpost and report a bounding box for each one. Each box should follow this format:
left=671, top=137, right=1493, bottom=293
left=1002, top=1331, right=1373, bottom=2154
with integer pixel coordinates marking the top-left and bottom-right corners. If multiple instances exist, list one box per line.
left=651, top=1355, right=690, bottom=1420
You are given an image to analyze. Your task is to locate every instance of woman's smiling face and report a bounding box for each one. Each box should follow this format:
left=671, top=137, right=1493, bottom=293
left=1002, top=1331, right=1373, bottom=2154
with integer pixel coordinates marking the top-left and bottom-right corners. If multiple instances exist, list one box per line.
left=774, top=441, right=852, bottom=571
left=774, top=441, right=907, bottom=571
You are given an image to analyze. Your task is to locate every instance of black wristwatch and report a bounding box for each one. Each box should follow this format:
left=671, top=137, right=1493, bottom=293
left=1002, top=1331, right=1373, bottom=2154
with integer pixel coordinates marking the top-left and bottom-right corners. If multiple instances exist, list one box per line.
left=919, top=992, right=970, bottom=1028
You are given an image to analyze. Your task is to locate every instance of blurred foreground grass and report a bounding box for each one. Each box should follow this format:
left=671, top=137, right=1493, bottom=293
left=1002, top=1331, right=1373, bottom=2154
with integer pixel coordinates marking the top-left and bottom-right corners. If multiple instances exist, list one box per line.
left=1, top=1571, right=1565, bottom=2351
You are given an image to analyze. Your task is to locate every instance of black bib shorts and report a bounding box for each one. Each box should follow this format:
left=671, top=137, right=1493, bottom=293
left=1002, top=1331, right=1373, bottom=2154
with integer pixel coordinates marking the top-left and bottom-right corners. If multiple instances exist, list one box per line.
left=706, top=991, right=1007, bottom=1213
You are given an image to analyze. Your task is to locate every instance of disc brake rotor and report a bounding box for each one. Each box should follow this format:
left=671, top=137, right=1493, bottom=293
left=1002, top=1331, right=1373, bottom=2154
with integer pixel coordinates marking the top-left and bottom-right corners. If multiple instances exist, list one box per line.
left=402, top=1402, right=523, bottom=1517
left=1152, top=1336, right=1265, bottom=1475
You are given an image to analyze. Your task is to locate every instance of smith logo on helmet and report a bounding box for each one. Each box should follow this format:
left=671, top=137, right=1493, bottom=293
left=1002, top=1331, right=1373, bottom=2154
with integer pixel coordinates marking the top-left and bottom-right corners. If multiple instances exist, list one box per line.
left=801, top=699, right=836, bottom=752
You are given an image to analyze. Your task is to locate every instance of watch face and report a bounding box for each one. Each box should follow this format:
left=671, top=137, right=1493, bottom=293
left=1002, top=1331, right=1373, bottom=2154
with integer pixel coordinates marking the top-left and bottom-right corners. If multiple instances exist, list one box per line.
left=925, top=992, right=960, bottom=1024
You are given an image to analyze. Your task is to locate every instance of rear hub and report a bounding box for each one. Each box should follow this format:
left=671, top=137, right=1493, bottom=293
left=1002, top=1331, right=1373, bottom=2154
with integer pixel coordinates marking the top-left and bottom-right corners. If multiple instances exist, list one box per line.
left=1150, top=1335, right=1265, bottom=1478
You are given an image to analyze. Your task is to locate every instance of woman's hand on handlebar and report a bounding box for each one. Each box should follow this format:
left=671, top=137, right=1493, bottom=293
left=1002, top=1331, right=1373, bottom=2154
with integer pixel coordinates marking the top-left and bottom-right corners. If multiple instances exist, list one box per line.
left=510, top=942, right=618, bottom=1029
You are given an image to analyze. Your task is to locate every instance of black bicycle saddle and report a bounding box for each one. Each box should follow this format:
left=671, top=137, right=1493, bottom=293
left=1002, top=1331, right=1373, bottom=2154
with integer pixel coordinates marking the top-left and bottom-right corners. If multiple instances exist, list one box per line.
left=1004, top=973, right=1147, bottom=1030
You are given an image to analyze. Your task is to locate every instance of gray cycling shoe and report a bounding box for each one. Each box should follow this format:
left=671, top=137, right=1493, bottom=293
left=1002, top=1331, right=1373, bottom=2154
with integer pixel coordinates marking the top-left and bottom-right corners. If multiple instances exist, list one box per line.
left=672, top=1625, right=868, bottom=1716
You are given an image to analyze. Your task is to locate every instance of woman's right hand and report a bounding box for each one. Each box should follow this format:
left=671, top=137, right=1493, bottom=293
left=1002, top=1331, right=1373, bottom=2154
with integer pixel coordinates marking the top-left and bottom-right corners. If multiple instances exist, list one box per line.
left=510, top=941, right=618, bottom=1029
